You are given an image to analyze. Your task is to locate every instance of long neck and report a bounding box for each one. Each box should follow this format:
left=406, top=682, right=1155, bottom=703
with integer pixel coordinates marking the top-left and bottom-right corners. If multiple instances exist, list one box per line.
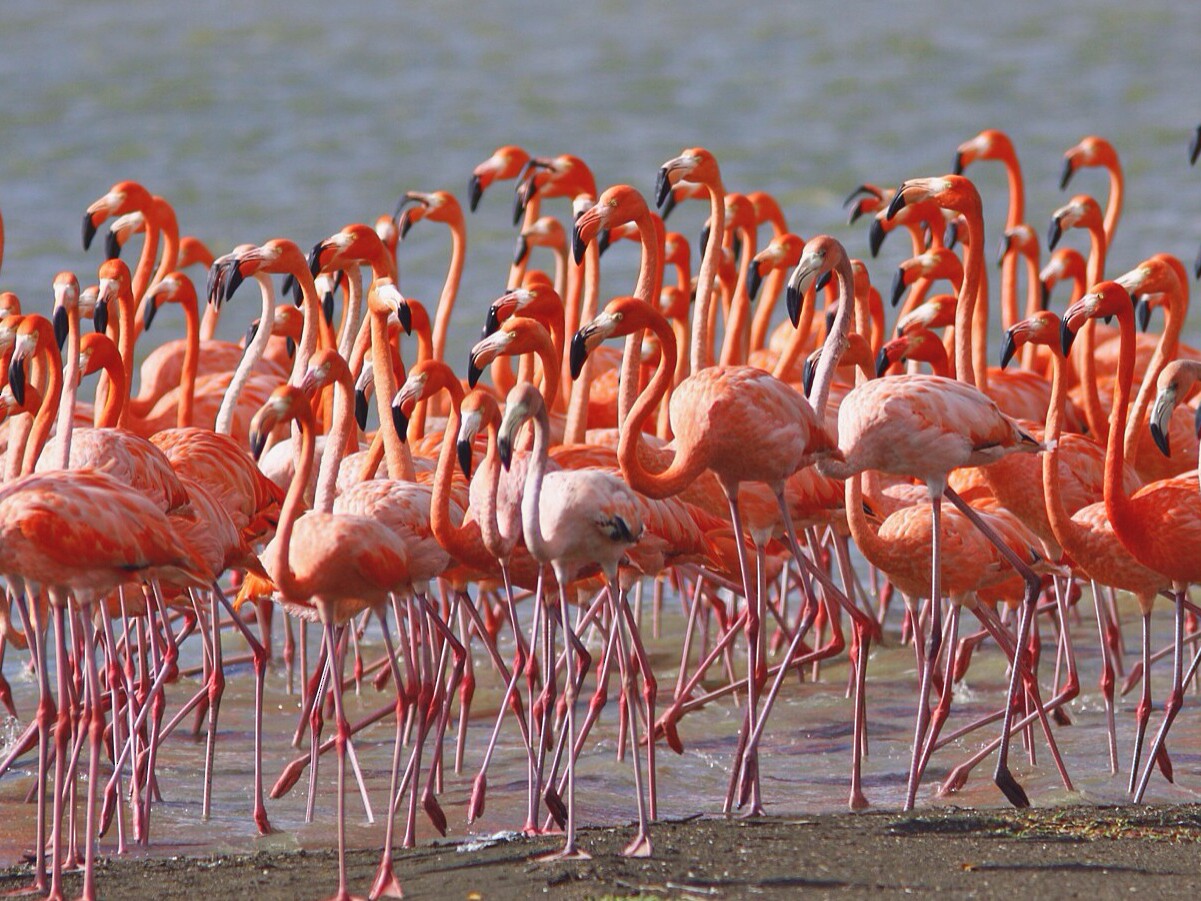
left=560, top=243, right=585, bottom=396
left=1042, top=347, right=1085, bottom=556
left=562, top=243, right=601, bottom=444
left=217, top=273, right=274, bottom=436
left=313, top=368, right=354, bottom=514
left=113, top=285, right=137, bottom=429
left=291, top=266, right=333, bottom=385
left=1077, top=223, right=1109, bottom=438
left=1102, top=307, right=1141, bottom=552
left=1125, top=282, right=1185, bottom=465
left=92, top=355, right=127, bottom=428
left=431, top=221, right=465, bottom=364
left=22, top=339, right=64, bottom=476
left=130, top=216, right=161, bottom=309
left=520, top=400, right=552, bottom=562
left=370, top=307, right=415, bottom=481
left=52, top=308, right=81, bottom=470
left=338, top=267, right=365, bottom=362
left=843, top=473, right=895, bottom=576
left=957, top=213, right=983, bottom=388
left=1104, top=166, right=1123, bottom=245
left=691, top=180, right=725, bottom=375
left=431, top=401, right=490, bottom=572
left=719, top=224, right=757, bottom=367
left=770, top=283, right=818, bottom=381
left=175, top=292, right=200, bottom=428
left=1003, top=159, right=1025, bottom=229
left=508, top=195, right=541, bottom=289
left=273, top=412, right=316, bottom=599
left=619, top=212, right=665, bottom=426
left=477, top=426, right=510, bottom=560
left=618, top=309, right=707, bottom=498
left=808, top=256, right=855, bottom=418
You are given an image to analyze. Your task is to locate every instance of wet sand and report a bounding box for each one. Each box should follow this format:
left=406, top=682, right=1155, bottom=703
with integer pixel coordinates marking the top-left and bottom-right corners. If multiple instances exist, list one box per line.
left=4, top=803, right=1200, bottom=899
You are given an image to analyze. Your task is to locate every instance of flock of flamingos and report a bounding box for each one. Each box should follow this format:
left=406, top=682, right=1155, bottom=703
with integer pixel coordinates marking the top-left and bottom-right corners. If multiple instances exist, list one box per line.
left=2, top=126, right=1201, bottom=900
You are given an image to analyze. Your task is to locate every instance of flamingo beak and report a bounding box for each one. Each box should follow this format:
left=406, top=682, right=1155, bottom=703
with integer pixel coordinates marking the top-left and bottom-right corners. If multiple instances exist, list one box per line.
left=1137, top=298, right=1153, bottom=333
left=1150, top=388, right=1174, bottom=457
left=104, top=228, right=122, bottom=261
left=999, top=329, right=1018, bottom=370
left=747, top=260, right=764, bottom=302
left=890, top=267, right=907, bottom=307
left=93, top=297, right=109, bottom=335
left=885, top=186, right=907, bottom=220
left=874, top=346, right=891, bottom=379
left=1046, top=216, right=1063, bottom=251
left=82, top=213, right=99, bottom=251
left=354, top=388, right=370, bottom=431
left=468, top=174, right=484, bottom=212
left=53, top=305, right=69, bottom=350
left=951, top=151, right=966, bottom=176
left=1060, top=317, right=1078, bottom=356
left=1039, top=280, right=1052, bottom=310
left=141, top=295, right=158, bottom=331
left=1059, top=157, right=1076, bottom=190
left=654, top=166, right=673, bottom=209
left=868, top=218, right=887, bottom=258
left=8, top=357, right=25, bottom=406
left=457, top=439, right=474, bottom=479
left=1190, top=125, right=1201, bottom=167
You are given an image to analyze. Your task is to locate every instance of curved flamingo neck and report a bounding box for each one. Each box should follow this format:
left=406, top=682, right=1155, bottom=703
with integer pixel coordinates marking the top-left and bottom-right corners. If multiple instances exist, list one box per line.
left=174, top=289, right=200, bottom=428
left=1042, top=344, right=1083, bottom=556
left=1125, top=275, right=1186, bottom=465
left=273, top=409, right=317, bottom=599
left=21, top=327, right=64, bottom=476
left=431, top=219, right=465, bottom=364
left=1101, top=305, right=1141, bottom=553
left=519, top=397, right=553, bottom=564
left=808, top=254, right=856, bottom=418
left=691, top=178, right=725, bottom=375
left=53, top=307, right=81, bottom=470
left=217, top=273, right=274, bottom=436
left=1077, top=222, right=1109, bottom=438
left=1103, top=165, right=1123, bottom=245
left=562, top=245, right=601, bottom=444
left=431, top=397, right=490, bottom=572
left=130, top=210, right=162, bottom=309
left=719, top=220, right=757, bottom=367
left=369, top=302, right=415, bottom=482
left=314, top=365, right=354, bottom=514
left=90, top=349, right=127, bottom=429
left=957, top=209, right=984, bottom=389
left=619, top=203, right=665, bottom=426
left=618, top=305, right=706, bottom=498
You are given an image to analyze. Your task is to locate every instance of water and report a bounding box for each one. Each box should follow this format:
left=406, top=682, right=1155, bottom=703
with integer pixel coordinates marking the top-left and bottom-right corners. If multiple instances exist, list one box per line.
left=3, top=0, right=1201, bottom=871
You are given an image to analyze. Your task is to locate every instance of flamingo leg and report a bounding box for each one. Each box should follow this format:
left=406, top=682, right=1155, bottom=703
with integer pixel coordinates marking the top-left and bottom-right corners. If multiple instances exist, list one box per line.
left=369, top=605, right=408, bottom=901
left=1128, top=611, right=1154, bottom=795
left=1133, top=590, right=1188, bottom=803
left=905, top=488, right=943, bottom=812
left=1090, top=582, right=1119, bottom=775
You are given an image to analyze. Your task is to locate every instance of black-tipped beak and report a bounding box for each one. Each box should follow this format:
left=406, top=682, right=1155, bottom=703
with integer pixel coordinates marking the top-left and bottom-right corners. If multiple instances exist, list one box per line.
left=93, top=298, right=109, bottom=335
left=1194, top=242, right=1201, bottom=280
left=815, top=269, right=832, bottom=293
left=322, top=290, right=335, bottom=327
left=569, top=329, right=591, bottom=380
left=468, top=174, right=484, bottom=212
left=597, top=228, right=612, bottom=257
left=999, top=330, right=1018, bottom=370
left=868, top=218, right=886, bottom=258
left=307, top=241, right=324, bottom=277
left=467, top=353, right=484, bottom=389
left=286, top=337, right=296, bottom=359
left=996, top=235, right=1012, bottom=268
left=1060, top=318, right=1077, bottom=356
left=874, top=346, right=891, bottom=378
left=513, top=235, right=529, bottom=266
left=249, top=427, right=268, bottom=461
left=1137, top=298, right=1153, bottom=333
left=747, top=260, right=764, bottom=302
left=8, top=358, right=25, bottom=406
left=1059, top=157, right=1075, bottom=191
left=698, top=224, right=711, bottom=256
left=571, top=223, right=587, bottom=266
left=82, top=213, right=98, bottom=251
left=498, top=434, right=513, bottom=470
left=801, top=355, right=818, bottom=396
left=354, top=389, right=369, bottom=431
left=53, top=305, right=69, bottom=350
left=1151, top=418, right=1170, bottom=457
left=391, top=402, right=410, bottom=443
left=1047, top=217, right=1063, bottom=251
left=226, top=267, right=246, bottom=302
left=399, top=212, right=415, bottom=240
left=786, top=283, right=802, bottom=328
left=890, top=267, right=906, bottom=307
left=951, top=151, right=965, bottom=176
left=1040, top=280, right=1052, bottom=310
left=395, top=300, right=412, bottom=335
left=141, top=295, right=157, bottom=331
left=457, top=439, right=473, bottom=479
left=244, top=321, right=259, bottom=348
left=1190, top=125, right=1200, bottom=166
left=654, top=167, right=672, bottom=209
left=659, top=190, right=678, bottom=221
left=104, top=228, right=122, bottom=261
left=484, top=304, right=501, bottom=337
left=884, top=187, right=907, bottom=220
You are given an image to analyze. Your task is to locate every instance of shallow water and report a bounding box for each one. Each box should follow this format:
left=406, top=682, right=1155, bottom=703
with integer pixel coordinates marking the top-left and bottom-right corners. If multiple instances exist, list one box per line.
left=3, top=0, right=1201, bottom=872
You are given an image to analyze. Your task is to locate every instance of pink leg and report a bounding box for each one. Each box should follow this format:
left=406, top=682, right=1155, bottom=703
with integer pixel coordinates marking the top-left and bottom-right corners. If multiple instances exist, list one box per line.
left=1133, top=591, right=1188, bottom=803
left=905, top=490, right=943, bottom=811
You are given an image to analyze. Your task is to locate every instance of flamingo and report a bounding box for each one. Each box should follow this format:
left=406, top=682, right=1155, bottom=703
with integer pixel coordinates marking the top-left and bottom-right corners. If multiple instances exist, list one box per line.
left=1062, top=280, right=1201, bottom=803
left=248, top=376, right=412, bottom=901
left=1060, top=135, right=1124, bottom=244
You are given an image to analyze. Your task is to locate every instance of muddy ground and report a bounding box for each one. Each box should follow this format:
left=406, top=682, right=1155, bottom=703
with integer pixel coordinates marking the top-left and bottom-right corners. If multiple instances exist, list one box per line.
left=4, top=803, right=1200, bottom=899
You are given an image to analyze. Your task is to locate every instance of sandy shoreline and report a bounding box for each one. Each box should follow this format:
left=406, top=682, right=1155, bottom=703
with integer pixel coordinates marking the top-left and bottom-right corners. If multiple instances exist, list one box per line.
left=4, top=803, right=1200, bottom=899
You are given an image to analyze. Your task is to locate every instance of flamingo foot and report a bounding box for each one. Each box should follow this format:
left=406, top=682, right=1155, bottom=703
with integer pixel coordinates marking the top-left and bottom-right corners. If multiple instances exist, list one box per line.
left=422, top=793, right=447, bottom=836
left=368, top=859, right=404, bottom=900
left=659, top=717, right=685, bottom=755
left=1051, top=706, right=1072, bottom=726
left=848, top=789, right=869, bottom=811
left=939, top=764, right=970, bottom=796
left=467, top=774, right=487, bottom=823
left=1155, top=745, right=1174, bottom=783
left=254, top=805, right=276, bottom=836
left=1121, top=662, right=1144, bottom=697
left=994, top=765, right=1030, bottom=809
left=535, top=845, right=591, bottom=863
left=621, top=833, right=653, bottom=858
left=271, top=757, right=307, bottom=799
